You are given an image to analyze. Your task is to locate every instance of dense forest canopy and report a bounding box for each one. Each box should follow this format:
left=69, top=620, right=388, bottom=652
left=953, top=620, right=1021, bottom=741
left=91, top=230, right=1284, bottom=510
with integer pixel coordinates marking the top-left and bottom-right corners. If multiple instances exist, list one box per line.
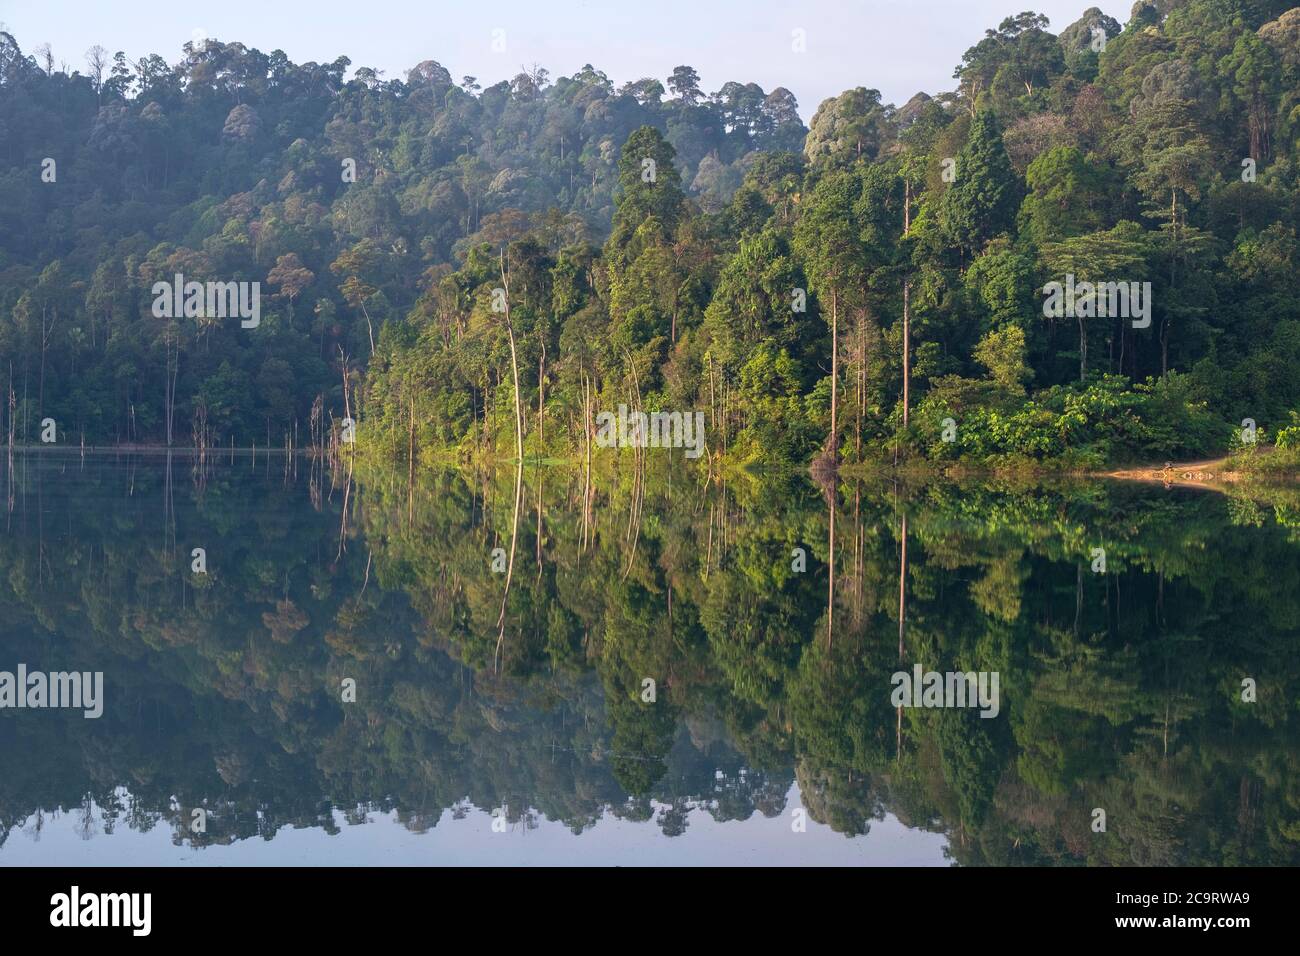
left=2, top=0, right=1300, bottom=469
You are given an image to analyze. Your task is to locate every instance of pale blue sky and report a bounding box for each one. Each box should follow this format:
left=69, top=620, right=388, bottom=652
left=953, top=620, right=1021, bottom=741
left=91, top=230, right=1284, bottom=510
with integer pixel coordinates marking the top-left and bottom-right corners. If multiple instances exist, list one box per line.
left=1, top=1, right=1122, bottom=120
left=0, top=787, right=950, bottom=865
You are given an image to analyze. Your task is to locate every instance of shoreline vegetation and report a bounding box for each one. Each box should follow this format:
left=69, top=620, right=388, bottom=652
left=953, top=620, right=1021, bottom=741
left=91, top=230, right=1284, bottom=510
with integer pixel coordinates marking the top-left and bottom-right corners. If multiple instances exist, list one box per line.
left=5, top=5, right=1300, bottom=482
left=5, top=441, right=1297, bottom=498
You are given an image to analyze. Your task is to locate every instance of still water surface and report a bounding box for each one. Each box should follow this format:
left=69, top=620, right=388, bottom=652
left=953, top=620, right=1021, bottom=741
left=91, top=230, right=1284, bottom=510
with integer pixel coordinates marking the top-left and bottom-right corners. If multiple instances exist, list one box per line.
left=1, top=453, right=1296, bottom=865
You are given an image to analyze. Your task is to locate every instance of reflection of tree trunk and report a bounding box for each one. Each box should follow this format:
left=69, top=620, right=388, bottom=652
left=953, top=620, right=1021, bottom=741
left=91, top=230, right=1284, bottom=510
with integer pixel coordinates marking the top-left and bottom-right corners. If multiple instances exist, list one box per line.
left=580, top=372, right=588, bottom=553
left=1075, top=563, right=1083, bottom=635
left=535, top=467, right=544, bottom=584
left=336, top=463, right=352, bottom=561
left=621, top=357, right=645, bottom=582
left=1118, top=319, right=1126, bottom=378
left=495, top=455, right=523, bottom=674
left=853, top=482, right=863, bottom=622
left=1078, top=315, right=1087, bottom=381
left=1157, top=569, right=1164, bottom=628
left=1237, top=774, right=1258, bottom=838
left=1163, top=699, right=1170, bottom=758
left=898, top=512, right=908, bottom=661
left=163, top=448, right=175, bottom=558
left=580, top=370, right=593, bottom=554
left=704, top=503, right=714, bottom=581
left=827, top=484, right=836, bottom=644
left=895, top=494, right=909, bottom=760
left=1114, top=571, right=1121, bottom=633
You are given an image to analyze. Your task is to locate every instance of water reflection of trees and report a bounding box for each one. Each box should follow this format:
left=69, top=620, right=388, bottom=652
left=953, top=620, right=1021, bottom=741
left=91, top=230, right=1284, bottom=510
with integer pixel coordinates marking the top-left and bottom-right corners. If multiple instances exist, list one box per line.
left=1, top=454, right=1298, bottom=865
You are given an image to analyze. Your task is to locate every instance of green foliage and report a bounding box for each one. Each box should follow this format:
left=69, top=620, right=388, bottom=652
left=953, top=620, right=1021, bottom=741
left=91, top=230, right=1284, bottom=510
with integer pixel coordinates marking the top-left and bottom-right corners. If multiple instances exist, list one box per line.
left=916, top=374, right=1224, bottom=466
left=1275, top=411, right=1300, bottom=449
left=3, top=0, right=1300, bottom=471
left=941, top=110, right=1020, bottom=255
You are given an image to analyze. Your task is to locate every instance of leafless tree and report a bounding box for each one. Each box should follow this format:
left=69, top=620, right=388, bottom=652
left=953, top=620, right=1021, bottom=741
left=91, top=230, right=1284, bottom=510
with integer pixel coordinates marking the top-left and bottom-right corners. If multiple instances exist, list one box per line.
left=85, top=44, right=108, bottom=101
left=33, top=43, right=53, bottom=75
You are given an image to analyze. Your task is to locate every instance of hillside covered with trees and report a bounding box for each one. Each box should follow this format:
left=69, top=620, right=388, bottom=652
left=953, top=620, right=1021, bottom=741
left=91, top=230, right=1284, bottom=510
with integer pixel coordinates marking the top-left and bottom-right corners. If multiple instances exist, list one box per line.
left=3, top=1, right=1300, bottom=470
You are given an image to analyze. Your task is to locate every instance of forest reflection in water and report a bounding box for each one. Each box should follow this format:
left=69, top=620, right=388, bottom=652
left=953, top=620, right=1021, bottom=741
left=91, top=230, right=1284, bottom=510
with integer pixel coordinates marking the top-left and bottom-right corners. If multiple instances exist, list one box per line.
left=0, top=450, right=1297, bottom=866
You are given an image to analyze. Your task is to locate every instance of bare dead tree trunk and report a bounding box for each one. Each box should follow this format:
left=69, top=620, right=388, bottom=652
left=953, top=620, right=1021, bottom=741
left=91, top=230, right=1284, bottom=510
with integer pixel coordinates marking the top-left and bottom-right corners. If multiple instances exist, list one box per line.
left=408, top=390, right=415, bottom=477
left=499, top=250, right=524, bottom=463
left=537, top=339, right=546, bottom=453
left=902, top=178, right=912, bottom=431
left=361, top=303, right=375, bottom=357
left=829, top=288, right=839, bottom=460
left=337, top=346, right=352, bottom=422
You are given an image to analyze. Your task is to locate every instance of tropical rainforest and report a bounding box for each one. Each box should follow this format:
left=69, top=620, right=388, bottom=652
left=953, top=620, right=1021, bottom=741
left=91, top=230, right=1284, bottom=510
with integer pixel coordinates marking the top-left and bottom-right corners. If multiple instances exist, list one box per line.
left=3, top=1, right=1300, bottom=470
left=5, top=2, right=1300, bottom=863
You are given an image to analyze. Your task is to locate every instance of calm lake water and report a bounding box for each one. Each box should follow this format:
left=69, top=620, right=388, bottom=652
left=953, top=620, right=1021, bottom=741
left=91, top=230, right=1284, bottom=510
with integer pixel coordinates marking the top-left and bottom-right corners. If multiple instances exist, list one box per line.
left=1, top=452, right=1297, bottom=866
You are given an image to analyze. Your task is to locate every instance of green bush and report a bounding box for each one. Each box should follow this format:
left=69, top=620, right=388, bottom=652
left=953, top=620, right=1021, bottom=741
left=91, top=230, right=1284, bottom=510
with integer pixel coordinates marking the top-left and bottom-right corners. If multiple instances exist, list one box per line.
left=915, top=374, right=1225, bottom=467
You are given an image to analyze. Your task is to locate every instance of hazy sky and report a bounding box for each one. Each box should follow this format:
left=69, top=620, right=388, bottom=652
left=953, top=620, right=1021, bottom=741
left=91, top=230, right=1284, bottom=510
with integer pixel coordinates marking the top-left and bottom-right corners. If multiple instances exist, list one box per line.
left=2, top=1, right=1123, bottom=120
left=0, top=788, right=950, bottom=865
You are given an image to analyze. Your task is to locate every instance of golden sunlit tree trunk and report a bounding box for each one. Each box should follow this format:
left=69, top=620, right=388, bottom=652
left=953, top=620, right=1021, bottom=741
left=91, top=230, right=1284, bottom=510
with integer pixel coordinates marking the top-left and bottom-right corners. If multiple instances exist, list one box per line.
left=902, top=178, right=912, bottom=430
left=829, top=288, right=839, bottom=459
left=495, top=249, right=526, bottom=672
